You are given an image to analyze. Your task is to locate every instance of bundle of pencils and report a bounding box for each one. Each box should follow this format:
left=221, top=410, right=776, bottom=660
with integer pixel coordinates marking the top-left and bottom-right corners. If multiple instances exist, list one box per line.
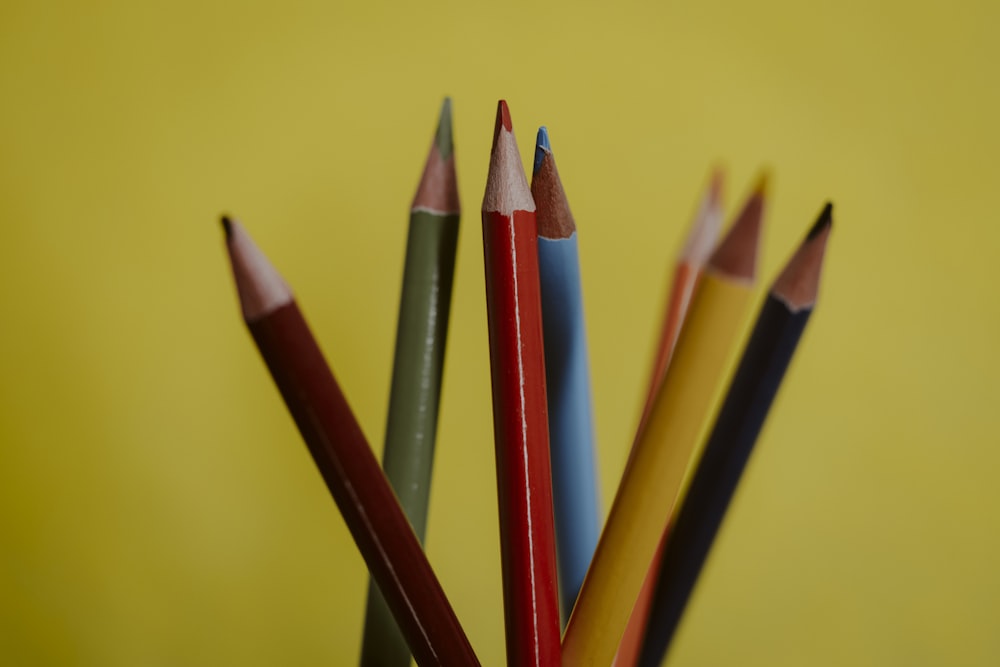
left=218, top=97, right=834, bottom=667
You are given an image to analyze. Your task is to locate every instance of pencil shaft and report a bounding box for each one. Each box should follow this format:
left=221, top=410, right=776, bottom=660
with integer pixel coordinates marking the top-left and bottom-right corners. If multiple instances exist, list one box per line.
left=638, top=298, right=811, bottom=666
left=639, top=263, right=698, bottom=428
left=613, top=268, right=696, bottom=667
left=383, top=214, right=460, bottom=535
left=482, top=207, right=561, bottom=667
left=614, top=528, right=669, bottom=667
left=247, top=303, right=478, bottom=667
left=360, top=211, right=460, bottom=667
left=537, top=233, right=601, bottom=622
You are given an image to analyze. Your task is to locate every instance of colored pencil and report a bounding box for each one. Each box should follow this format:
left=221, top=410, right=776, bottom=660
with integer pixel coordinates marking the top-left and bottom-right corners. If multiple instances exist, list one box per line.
left=360, top=98, right=461, bottom=667
left=221, top=217, right=479, bottom=667
left=531, top=126, right=601, bottom=626
left=481, top=101, right=561, bottom=667
left=614, top=169, right=724, bottom=667
left=637, top=204, right=833, bottom=667
left=562, top=176, right=767, bottom=667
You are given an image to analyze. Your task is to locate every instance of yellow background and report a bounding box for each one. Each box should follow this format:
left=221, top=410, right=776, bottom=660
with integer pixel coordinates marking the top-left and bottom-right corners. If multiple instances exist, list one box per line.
left=1, top=0, right=997, bottom=664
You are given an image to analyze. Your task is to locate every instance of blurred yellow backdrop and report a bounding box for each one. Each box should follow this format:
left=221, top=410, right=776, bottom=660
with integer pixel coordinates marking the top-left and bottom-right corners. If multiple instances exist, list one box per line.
left=2, top=0, right=998, bottom=665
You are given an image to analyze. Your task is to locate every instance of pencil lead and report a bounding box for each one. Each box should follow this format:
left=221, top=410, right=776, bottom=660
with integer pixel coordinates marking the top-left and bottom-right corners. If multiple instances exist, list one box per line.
left=436, top=97, right=454, bottom=161
left=807, top=202, right=833, bottom=240
left=492, top=99, right=513, bottom=148
left=534, top=126, right=551, bottom=175
left=220, top=214, right=233, bottom=239
left=498, top=100, right=512, bottom=131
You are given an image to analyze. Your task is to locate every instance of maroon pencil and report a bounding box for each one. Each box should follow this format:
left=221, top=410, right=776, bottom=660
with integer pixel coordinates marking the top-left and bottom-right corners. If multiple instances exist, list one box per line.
left=221, top=217, right=479, bottom=667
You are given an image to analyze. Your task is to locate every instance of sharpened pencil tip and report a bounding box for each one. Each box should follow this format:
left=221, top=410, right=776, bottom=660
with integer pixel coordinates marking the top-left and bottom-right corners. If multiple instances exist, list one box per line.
left=534, top=126, right=551, bottom=175
left=484, top=100, right=534, bottom=214
left=708, top=165, right=725, bottom=202
left=220, top=215, right=233, bottom=239
left=678, top=168, right=726, bottom=265
left=752, top=169, right=770, bottom=199
left=707, top=172, right=768, bottom=280
left=772, top=203, right=833, bottom=309
left=531, top=125, right=574, bottom=238
left=807, top=202, right=833, bottom=240
left=436, top=97, right=454, bottom=160
left=413, top=99, right=460, bottom=213
left=492, top=100, right=512, bottom=147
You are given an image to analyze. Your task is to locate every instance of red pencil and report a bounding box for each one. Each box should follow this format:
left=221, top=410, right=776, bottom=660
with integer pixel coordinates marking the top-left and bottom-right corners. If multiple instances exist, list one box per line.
left=481, top=101, right=561, bottom=667
left=221, top=217, right=479, bottom=667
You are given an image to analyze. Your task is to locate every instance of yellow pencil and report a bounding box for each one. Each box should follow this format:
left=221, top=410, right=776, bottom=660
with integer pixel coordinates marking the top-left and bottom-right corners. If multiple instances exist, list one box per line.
left=561, top=174, right=768, bottom=667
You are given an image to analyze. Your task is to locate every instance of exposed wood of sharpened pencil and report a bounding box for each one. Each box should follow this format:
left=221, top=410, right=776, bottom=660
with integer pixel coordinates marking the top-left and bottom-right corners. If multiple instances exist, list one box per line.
left=613, top=168, right=724, bottom=667
left=562, top=174, right=767, bottom=667
left=532, top=126, right=601, bottom=626
left=638, top=204, right=833, bottom=667
left=481, top=101, right=561, bottom=667
left=360, top=98, right=461, bottom=667
left=221, top=218, right=479, bottom=667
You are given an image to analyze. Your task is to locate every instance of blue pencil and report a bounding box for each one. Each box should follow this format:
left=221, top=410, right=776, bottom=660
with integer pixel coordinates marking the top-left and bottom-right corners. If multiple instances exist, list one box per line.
left=531, top=126, right=601, bottom=625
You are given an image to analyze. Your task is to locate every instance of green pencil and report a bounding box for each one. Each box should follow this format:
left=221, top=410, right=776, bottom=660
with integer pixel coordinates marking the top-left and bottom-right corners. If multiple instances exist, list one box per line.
left=359, top=98, right=461, bottom=667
